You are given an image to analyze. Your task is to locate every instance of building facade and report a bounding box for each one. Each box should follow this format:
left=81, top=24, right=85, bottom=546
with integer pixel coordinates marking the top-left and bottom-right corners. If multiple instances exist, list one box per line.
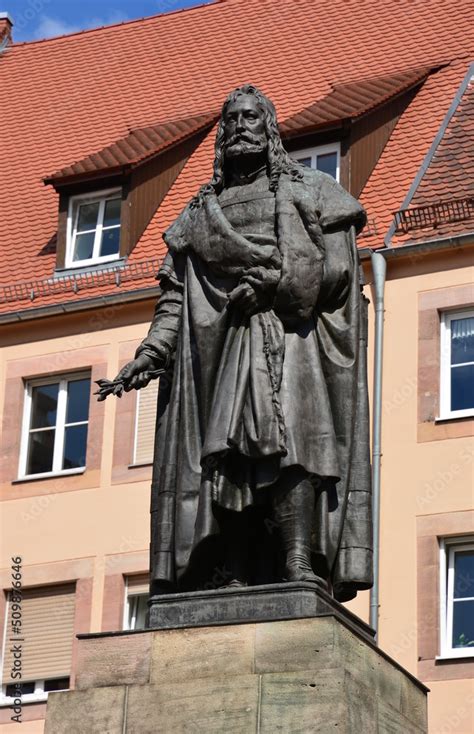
left=0, top=2, right=473, bottom=731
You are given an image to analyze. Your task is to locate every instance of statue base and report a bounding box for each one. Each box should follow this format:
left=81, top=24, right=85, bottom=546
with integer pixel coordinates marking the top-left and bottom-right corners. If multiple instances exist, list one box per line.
left=147, top=580, right=375, bottom=638
left=45, top=585, right=428, bottom=733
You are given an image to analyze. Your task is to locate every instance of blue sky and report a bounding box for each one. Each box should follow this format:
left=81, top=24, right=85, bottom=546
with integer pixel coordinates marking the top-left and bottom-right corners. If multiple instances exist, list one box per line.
left=6, top=0, right=206, bottom=42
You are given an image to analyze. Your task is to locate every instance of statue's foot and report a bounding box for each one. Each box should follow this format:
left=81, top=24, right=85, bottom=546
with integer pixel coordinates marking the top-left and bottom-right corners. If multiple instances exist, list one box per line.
left=284, top=561, right=328, bottom=590
left=224, top=578, right=248, bottom=588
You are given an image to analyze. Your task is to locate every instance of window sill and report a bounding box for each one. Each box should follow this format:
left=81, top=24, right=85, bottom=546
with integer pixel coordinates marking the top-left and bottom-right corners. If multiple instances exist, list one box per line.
left=435, top=413, right=474, bottom=423
left=435, top=652, right=474, bottom=662
left=12, top=468, right=85, bottom=484
left=0, top=693, right=49, bottom=707
left=127, top=462, right=153, bottom=469
left=55, top=257, right=125, bottom=278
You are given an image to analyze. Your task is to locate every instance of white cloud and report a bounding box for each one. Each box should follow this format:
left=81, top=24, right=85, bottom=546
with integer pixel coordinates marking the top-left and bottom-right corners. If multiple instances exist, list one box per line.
left=34, top=16, right=81, bottom=39
left=33, top=11, right=129, bottom=40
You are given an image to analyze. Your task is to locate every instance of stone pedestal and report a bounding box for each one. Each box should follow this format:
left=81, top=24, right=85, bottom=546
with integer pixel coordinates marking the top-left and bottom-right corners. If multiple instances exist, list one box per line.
left=45, top=585, right=428, bottom=733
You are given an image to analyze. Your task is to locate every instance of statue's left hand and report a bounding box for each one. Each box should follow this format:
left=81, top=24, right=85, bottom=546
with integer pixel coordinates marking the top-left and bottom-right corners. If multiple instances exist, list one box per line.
left=229, top=280, right=262, bottom=315
left=229, top=268, right=279, bottom=315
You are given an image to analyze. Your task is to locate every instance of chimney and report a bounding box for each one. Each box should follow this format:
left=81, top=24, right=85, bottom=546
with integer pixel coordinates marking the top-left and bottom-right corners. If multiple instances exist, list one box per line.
left=0, top=12, right=13, bottom=49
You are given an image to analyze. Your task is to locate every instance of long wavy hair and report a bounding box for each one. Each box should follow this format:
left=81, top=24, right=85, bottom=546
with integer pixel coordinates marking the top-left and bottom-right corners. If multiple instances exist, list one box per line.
left=210, top=84, right=303, bottom=193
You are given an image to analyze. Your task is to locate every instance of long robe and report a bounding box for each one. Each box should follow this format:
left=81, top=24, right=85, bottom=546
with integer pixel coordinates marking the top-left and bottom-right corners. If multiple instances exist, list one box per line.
left=139, top=168, right=372, bottom=602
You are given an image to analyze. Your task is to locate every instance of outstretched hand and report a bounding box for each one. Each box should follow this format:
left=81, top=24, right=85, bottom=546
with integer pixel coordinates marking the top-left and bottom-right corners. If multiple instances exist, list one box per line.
left=95, top=350, right=168, bottom=401
left=115, top=353, right=157, bottom=391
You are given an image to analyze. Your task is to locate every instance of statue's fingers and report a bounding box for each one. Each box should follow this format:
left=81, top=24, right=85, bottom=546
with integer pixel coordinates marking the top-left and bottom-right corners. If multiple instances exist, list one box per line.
left=241, top=275, right=261, bottom=289
left=239, top=283, right=254, bottom=299
left=135, top=372, right=150, bottom=389
left=116, top=364, right=134, bottom=382
left=239, top=293, right=259, bottom=313
left=124, top=374, right=139, bottom=392
left=229, top=284, right=247, bottom=303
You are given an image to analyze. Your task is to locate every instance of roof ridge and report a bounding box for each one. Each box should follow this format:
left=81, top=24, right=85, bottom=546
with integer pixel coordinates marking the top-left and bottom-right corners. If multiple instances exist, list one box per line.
left=9, top=0, right=224, bottom=49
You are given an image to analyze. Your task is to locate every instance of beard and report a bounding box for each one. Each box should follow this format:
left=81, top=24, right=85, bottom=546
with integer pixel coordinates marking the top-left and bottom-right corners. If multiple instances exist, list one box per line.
left=225, top=133, right=267, bottom=159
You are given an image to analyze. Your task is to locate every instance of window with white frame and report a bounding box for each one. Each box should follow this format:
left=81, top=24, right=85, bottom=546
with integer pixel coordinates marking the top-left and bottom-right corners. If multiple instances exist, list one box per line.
left=439, top=309, right=474, bottom=419
left=19, top=373, right=90, bottom=479
left=292, top=142, right=340, bottom=181
left=123, top=575, right=148, bottom=630
left=1, top=584, right=74, bottom=706
left=67, top=188, right=121, bottom=267
left=439, top=537, right=474, bottom=658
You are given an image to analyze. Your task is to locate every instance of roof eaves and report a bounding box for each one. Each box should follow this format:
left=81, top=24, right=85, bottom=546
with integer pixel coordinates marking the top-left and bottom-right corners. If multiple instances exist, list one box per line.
left=44, top=164, right=132, bottom=188
left=0, top=287, right=160, bottom=325
left=125, top=113, right=219, bottom=170
left=280, top=65, right=437, bottom=140
left=384, top=61, right=474, bottom=246
left=354, top=65, right=443, bottom=121
left=44, top=112, right=219, bottom=188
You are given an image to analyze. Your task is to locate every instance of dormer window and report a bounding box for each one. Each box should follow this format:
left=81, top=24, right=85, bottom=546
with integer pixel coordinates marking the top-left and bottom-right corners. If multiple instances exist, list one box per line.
left=293, top=143, right=340, bottom=181
left=66, top=188, right=121, bottom=267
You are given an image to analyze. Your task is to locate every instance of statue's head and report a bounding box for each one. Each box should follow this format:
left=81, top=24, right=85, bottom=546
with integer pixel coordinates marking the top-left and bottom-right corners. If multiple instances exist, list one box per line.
left=211, top=84, right=302, bottom=193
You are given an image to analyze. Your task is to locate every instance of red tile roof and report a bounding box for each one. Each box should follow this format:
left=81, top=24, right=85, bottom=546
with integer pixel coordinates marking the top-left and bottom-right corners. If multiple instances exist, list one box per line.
left=357, top=59, right=473, bottom=249
left=390, top=72, right=474, bottom=245
left=44, top=112, right=219, bottom=186
left=1, top=0, right=474, bottom=317
left=280, top=66, right=436, bottom=138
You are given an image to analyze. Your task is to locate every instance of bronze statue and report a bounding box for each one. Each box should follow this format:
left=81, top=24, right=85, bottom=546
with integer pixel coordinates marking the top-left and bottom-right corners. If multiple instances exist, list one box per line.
left=110, top=85, right=372, bottom=603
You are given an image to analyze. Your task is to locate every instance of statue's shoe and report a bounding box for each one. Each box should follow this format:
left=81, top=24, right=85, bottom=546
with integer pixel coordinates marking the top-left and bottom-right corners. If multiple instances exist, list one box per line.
left=223, top=578, right=248, bottom=588
left=284, top=563, right=328, bottom=590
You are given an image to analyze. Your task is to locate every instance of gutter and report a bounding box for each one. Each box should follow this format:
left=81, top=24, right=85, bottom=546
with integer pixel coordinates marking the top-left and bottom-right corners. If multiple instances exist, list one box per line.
left=368, top=251, right=386, bottom=641
left=0, top=286, right=159, bottom=325
left=359, top=230, right=474, bottom=263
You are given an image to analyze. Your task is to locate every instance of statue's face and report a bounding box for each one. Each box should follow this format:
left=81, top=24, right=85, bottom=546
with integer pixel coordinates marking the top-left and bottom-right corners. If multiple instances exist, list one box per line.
left=223, top=94, right=268, bottom=159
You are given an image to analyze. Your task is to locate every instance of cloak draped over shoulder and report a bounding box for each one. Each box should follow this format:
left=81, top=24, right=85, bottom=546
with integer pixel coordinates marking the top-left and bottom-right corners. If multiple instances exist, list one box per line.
left=139, top=168, right=372, bottom=602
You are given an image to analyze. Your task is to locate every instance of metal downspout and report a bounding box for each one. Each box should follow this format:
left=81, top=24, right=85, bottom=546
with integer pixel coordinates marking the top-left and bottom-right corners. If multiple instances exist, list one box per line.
left=369, top=250, right=387, bottom=640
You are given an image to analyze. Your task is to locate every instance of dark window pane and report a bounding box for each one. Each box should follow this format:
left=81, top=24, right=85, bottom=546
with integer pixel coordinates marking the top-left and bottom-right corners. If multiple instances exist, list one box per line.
left=316, top=151, right=338, bottom=179
left=99, top=227, right=120, bottom=257
left=6, top=681, right=35, bottom=696
left=62, top=424, right=88, bottom=469
left=451, top=364, right=474, bottom=411
left=452, top=599, right=474, bottom=648
left=103, top=198, right=121, bottom=227
left=73, top=231, right=95, bottom=261
left=44, top=678, right=69, bottom=692
left=296, top=156, right=312, bottom=168
left=66, top=379, right=90, bottom=424
left=451, top=317, right=474, bottom=365
left=135, top=595, right=148, bottom=629
left=30, top=383, right=59, bottom=428
left=27, top=429, right=55, bottom=474
left=454, top=550, right=474, bottom=598
left=77, top=201, right=99, bottom=231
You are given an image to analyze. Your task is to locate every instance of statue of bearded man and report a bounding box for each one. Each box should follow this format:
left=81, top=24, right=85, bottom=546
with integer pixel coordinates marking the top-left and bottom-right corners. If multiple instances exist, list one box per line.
left=117, top=84, right=373, bottom=603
